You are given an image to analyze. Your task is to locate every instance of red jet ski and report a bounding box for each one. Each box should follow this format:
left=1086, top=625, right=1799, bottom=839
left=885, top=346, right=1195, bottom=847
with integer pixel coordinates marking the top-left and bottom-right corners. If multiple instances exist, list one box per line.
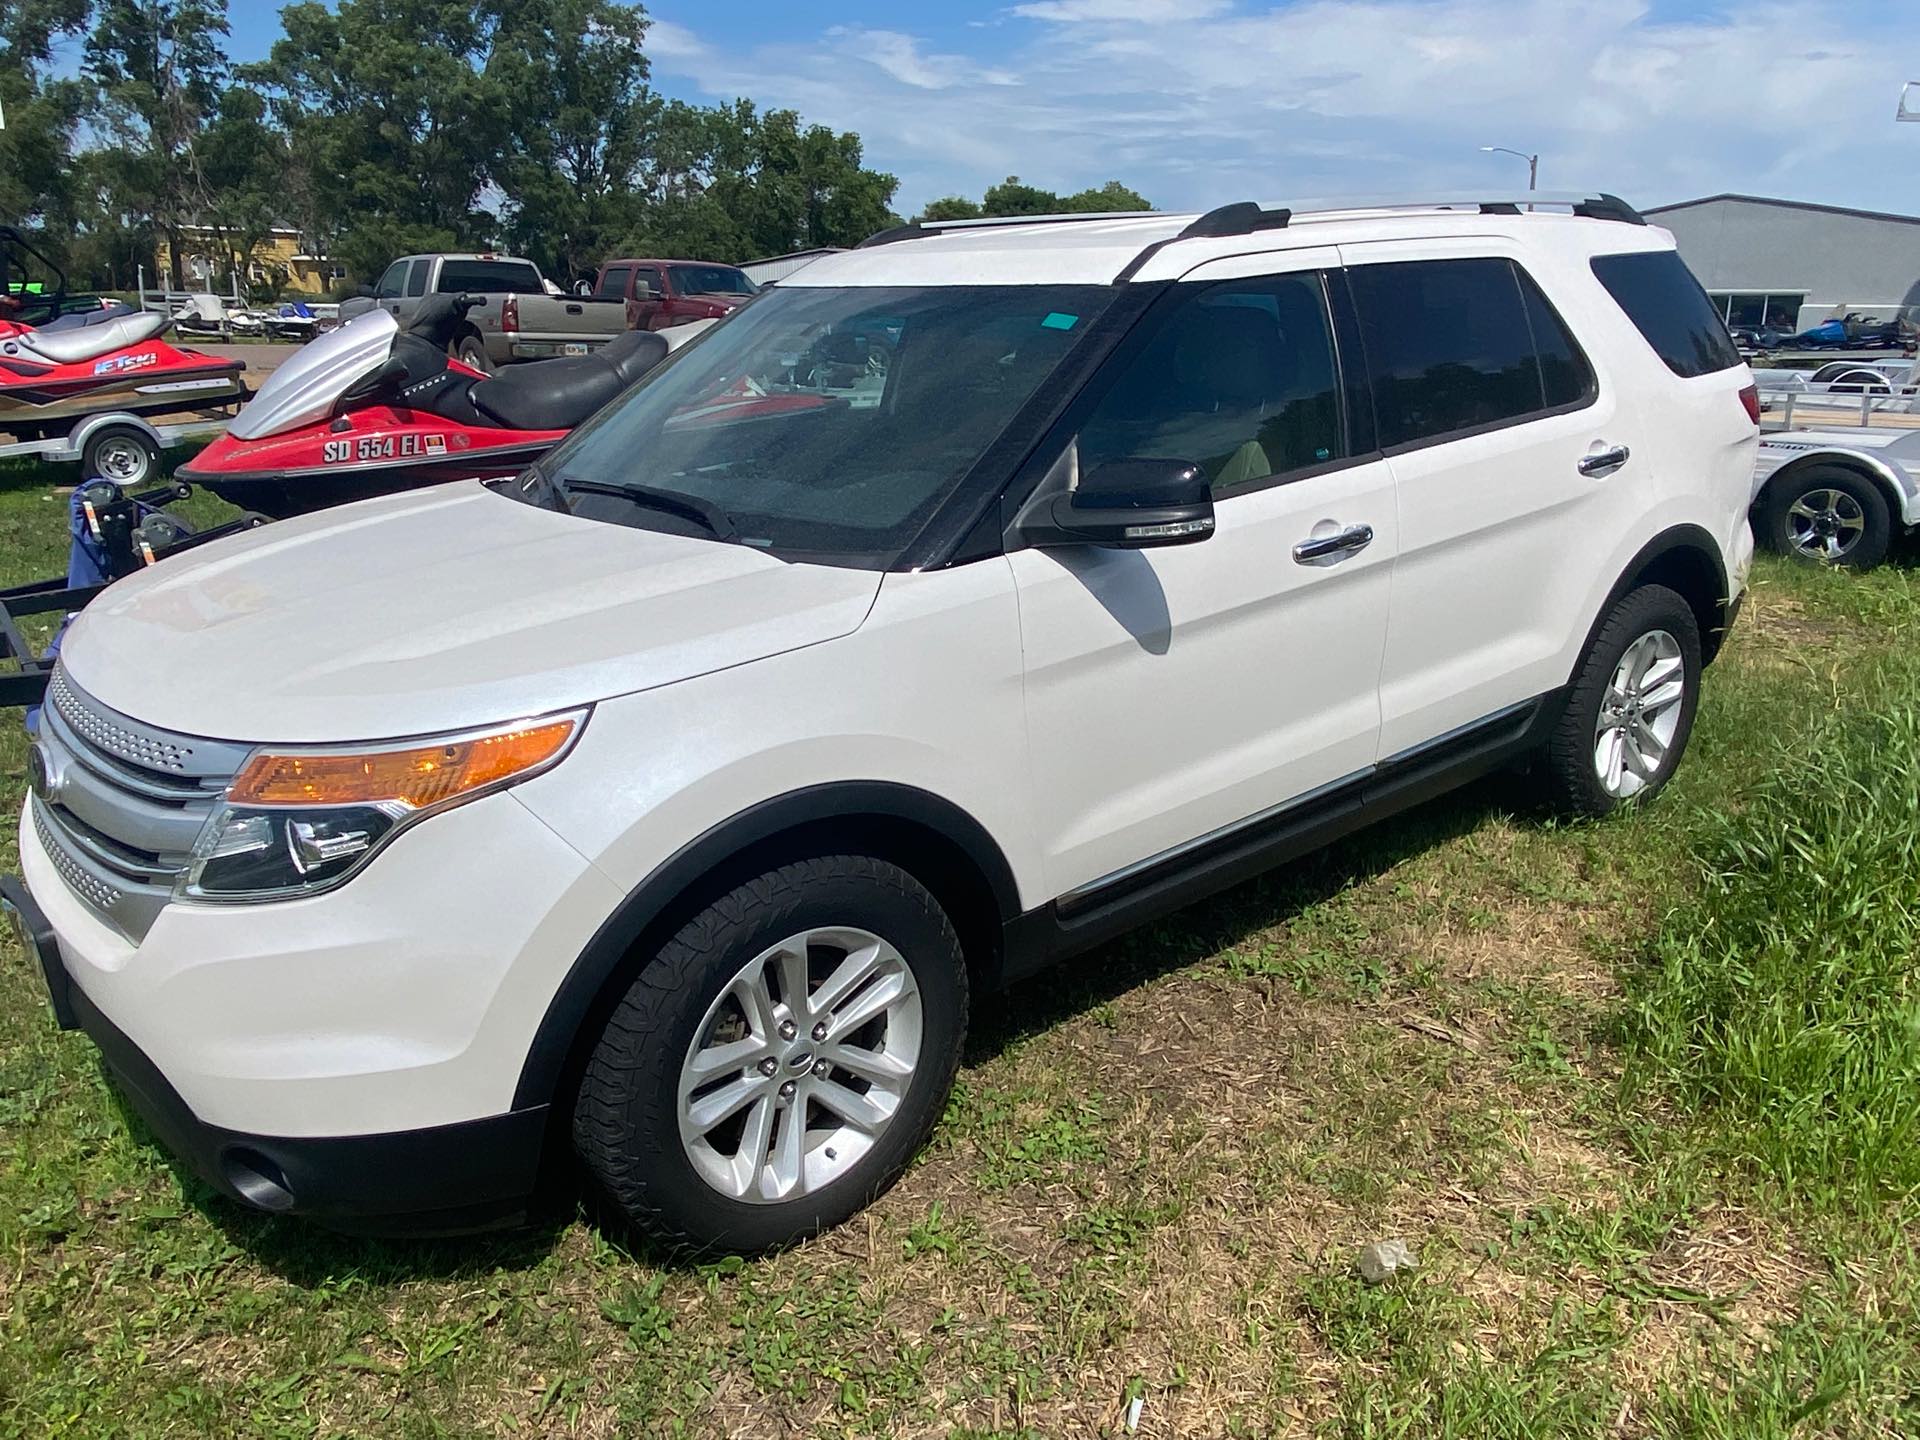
left=180, top=294, right=670, bottom=517
left=0, top=228, right=248, bottom=461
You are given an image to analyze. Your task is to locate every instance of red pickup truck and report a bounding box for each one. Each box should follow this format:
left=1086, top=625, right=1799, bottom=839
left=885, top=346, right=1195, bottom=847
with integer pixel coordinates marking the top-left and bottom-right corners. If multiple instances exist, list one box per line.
left=591, top=259, right=760, bottom=331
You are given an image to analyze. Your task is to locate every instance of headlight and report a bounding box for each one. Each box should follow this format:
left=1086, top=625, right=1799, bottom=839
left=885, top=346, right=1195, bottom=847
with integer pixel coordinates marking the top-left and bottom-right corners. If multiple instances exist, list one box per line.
left=179, top=710, right=587, bottom=901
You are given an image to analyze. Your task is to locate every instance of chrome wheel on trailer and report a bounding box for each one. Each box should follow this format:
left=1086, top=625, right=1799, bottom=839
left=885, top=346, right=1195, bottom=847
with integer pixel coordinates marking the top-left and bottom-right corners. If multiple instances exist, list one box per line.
left=677, top=925, right=922, bottom=1204
left=1784, top=487, right=1867, bottom=562
left=1592, top=628, right=1686, bottom=799
left=80, top=425, right=159, bottom=488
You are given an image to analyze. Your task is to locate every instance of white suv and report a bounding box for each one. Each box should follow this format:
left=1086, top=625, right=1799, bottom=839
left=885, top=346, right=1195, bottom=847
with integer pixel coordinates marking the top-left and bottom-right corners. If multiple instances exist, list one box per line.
left=5, top=194, right=1757, bottom=1250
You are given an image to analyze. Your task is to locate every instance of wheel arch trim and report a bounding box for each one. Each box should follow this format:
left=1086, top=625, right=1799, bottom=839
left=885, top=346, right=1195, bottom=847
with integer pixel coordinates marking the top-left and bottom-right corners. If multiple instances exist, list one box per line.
left=1757, top=448, right=1916, bottom=528
left=510, top=780, right=1020, bottom=1111
left=1577, top=524, right=1731, bottom=673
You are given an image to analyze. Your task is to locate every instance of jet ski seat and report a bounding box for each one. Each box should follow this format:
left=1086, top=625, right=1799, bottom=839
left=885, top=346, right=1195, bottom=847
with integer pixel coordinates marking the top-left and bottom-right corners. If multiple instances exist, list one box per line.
left=19, top=310, right=170, bottom=365
left=468, top=330, right=670, bottom=432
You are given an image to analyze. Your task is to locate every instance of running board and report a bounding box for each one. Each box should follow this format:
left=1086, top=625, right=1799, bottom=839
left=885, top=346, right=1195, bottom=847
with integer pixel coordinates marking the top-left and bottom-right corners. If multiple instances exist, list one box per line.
left=996, top=693, right=1562, bottom=985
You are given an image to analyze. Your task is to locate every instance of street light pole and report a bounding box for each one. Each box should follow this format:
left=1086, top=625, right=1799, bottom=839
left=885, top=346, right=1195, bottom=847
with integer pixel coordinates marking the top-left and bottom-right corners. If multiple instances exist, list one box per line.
left=1481, top=145, right=1538, bottom=190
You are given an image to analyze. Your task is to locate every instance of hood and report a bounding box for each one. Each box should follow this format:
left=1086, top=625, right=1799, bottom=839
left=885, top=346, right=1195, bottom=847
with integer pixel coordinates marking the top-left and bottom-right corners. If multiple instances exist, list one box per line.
left=60, top=481, right=882, bottom=743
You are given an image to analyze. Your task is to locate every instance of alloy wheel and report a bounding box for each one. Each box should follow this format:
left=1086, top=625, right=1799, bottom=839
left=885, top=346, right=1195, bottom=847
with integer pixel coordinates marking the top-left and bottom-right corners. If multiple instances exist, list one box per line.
left=676, top=926, right=922, bottom=1204
left=1786, top=487, right=1866, bottom=561
left=1593, top=629, right=1685, bottom=799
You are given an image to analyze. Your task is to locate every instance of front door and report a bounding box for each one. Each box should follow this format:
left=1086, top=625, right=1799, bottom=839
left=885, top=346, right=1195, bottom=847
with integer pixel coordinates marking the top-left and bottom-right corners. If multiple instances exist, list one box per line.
left=1011, top=251, right=1396, bottom=900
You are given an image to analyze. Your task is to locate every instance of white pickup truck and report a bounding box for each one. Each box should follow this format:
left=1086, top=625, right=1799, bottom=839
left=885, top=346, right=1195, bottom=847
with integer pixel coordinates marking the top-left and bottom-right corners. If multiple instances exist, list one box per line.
left=340, top=253, right=625, bottom=372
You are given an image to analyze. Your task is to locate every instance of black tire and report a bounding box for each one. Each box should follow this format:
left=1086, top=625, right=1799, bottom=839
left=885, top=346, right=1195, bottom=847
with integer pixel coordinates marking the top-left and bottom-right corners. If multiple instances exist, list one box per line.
left=454, top=333, right=494, bottom=374
left=80, top=425, right=159, bottom=487
left=573, top=854, right=967, bottom=1254
left=1761, top=465, right=1891, bottom=570
left=1539, top=584, right=1702, bottom=819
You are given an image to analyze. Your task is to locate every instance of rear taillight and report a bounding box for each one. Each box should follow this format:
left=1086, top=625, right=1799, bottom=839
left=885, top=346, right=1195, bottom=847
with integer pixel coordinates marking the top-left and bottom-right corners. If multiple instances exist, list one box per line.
left=501, top=295, right=519, bottom=333
left=1738, top=383, right=1761, bottom=425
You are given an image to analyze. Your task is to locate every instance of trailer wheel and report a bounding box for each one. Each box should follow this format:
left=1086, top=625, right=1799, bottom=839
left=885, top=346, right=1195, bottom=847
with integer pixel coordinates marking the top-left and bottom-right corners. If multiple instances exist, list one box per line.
left=82, top=426, right=160, bottom=487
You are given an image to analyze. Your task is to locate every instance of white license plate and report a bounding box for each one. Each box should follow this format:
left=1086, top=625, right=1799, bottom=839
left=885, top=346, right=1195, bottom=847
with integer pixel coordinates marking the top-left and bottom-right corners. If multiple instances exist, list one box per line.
left=563, top=343, right=589, bottom=356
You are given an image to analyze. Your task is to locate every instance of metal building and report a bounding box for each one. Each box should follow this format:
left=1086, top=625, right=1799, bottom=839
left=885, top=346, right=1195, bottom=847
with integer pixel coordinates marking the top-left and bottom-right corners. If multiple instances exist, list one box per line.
left=1644, top=194, right=1920, bottom=333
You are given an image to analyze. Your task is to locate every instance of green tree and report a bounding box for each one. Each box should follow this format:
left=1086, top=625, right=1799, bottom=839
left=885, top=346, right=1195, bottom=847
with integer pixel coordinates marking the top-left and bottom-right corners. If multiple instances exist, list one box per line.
left=0, top=0, right=93, bottom=255
left=486, top=0, right=655, bottom=286
left=917, top=196, right=982, bottom=223
left=84, top=0, right=233, bottom=288
left=964, top=175, right=1153, bottom=219
left=245, top=0, right=506, bottom=281
left=624, top=99, right=899, bottom=262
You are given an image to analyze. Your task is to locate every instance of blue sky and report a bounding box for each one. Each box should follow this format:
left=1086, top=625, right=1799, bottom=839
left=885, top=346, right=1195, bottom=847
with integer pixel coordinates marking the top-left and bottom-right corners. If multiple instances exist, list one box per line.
left=221, top=1, right=1920, bottom=217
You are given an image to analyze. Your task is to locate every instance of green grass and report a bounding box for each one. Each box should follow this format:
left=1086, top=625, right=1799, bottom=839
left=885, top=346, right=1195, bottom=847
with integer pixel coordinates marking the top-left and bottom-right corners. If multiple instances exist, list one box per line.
left=2, top=454, right=1919, bottom=1436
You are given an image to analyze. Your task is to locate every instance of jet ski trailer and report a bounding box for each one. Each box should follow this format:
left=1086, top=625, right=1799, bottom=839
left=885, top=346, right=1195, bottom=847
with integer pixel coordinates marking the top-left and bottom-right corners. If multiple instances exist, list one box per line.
left=0, top=227, right=248, bottom=486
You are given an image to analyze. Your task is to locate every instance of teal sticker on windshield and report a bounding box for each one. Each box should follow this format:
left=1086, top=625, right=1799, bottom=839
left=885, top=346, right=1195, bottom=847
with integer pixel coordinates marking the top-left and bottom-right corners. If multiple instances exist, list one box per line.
left=1041, top=312, right=1079, bottom=331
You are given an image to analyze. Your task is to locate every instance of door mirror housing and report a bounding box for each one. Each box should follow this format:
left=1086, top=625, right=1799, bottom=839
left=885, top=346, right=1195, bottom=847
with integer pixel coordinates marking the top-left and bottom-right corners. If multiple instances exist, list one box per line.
left=1019, top=459, right=1215, bottom=550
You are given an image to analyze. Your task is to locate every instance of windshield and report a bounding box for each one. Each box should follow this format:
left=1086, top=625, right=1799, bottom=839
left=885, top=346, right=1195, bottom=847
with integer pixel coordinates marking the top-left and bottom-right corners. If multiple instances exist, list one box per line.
left=531, top=283, right=1116, bottom=564
left=672, top=265, right=758, bottom=297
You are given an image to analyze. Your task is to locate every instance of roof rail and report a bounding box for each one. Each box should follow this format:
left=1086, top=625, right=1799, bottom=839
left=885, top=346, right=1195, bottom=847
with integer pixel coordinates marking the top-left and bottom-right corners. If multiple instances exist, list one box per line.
left=1110, top=191, right=1647, bottom=284
left=858, top=209, right=1160, bottom=248
left=1181, top=191, right=1646, bottom=235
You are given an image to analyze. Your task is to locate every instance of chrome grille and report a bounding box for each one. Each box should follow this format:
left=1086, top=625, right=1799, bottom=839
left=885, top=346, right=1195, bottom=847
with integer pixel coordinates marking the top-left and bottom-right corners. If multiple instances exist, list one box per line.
left=49, top=666, right=195, bottom=772
left=32, top=799, right=125, bottom=912
left=29, top=666, right=250, bottom=941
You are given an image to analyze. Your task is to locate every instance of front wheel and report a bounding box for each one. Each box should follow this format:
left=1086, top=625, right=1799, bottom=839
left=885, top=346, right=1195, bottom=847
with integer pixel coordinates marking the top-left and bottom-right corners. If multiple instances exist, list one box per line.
left=1539, top=585, right=1702, bottom=819
left=573, top=855, right=967, bottom=1254
left=1762, top=466, right=1891, bottom=569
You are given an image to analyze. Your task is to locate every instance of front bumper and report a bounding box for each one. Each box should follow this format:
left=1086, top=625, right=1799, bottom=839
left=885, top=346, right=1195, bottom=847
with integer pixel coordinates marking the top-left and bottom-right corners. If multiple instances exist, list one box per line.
left=4, top=871, right=548, bottom=1235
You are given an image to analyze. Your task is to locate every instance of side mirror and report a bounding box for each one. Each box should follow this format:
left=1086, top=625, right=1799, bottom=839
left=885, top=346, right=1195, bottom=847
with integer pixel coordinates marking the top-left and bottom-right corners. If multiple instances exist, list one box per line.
left=1019, top=459, right=1215, bottom=550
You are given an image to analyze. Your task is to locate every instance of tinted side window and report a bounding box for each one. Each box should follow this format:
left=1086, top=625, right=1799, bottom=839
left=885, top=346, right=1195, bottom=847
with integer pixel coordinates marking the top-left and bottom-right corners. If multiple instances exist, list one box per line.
left=1348, top=257, right=1576, bottom=449
left=633, top=266, right=663, bottom=299
left=1518, top=269, right=1597, bottom=409
left=375, top=261, right=407, bottom=299
left=596, top=265, right=631, bottom=300
left=404, top=260, right=428, bottom=297
left=1077, top=272, right=1345, bottom=496
left=1591, top=250, right=1742, bottom=379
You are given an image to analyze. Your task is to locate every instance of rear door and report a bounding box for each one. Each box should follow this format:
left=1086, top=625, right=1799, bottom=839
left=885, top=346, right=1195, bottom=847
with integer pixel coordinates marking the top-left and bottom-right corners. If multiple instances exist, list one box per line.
left=1012, top=249, right=1398, bottom=899
left=1340, top=240, right=1630, bottom=757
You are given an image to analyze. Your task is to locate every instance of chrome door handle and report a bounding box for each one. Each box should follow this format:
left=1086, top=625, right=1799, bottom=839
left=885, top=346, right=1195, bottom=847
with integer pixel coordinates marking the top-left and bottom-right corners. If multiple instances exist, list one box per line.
left=1292, top=523, right=1374, bottom=563
left=1578, top=444, right=1631, bottom=477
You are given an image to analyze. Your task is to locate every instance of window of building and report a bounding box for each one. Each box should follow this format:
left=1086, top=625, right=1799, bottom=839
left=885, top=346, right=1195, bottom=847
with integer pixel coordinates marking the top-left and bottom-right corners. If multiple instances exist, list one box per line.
left=1706, top=291, right=1805, bottom=331
left=1076, top=272, right=1346, bottom=496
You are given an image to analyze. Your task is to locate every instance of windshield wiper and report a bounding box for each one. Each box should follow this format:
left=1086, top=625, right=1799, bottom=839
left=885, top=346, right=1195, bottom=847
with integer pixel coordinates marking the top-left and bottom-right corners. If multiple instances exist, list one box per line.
left=558, top=478, right=739, bottom=542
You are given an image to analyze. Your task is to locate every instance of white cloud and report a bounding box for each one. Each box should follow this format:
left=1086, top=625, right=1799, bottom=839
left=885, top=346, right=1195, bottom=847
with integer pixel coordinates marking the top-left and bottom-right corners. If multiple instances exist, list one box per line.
left=642, top=18, right=706, bottom=61
left=645, top=1, right=1920, bottom=218
left=1008, top=0, right=1231, bottom=20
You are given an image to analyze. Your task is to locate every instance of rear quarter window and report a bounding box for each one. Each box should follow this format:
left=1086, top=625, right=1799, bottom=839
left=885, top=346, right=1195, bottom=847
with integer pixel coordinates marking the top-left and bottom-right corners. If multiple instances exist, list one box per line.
left=1591, top=250, right=1743, bottom=379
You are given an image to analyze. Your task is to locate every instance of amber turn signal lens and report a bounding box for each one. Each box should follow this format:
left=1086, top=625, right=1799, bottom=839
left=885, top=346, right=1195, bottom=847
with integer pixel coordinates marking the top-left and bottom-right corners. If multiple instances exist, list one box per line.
left=228, top=718, right=578, bottom=809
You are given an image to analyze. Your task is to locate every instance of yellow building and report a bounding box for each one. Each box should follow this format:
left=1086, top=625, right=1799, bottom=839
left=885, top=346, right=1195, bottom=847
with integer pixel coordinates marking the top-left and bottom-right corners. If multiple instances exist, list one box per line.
left=154, top=224, right=350, bottom=295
